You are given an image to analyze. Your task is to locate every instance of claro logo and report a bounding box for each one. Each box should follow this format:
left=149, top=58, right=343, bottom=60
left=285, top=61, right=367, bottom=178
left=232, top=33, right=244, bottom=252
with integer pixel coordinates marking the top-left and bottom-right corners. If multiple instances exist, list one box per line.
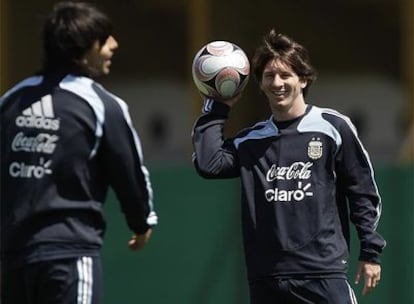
left=265, top=162, right=314, bottom=203
left=265, top=181, right=313, bottom=202
left=9, top=158, right=52, bottom=179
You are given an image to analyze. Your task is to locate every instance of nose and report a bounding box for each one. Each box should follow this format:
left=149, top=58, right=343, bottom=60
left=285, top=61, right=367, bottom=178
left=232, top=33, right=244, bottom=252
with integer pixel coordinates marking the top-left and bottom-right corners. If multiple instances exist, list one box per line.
left=272, top=74, right=284, bottom=87
left=108, top=35, right=119, bottom=50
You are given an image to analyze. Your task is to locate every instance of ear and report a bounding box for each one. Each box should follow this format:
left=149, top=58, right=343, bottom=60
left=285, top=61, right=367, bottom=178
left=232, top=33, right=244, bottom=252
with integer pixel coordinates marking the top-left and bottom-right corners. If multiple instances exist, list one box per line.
left=74, top=57, right=88, bottom=67
left=300, top=80, right=307, bottom=89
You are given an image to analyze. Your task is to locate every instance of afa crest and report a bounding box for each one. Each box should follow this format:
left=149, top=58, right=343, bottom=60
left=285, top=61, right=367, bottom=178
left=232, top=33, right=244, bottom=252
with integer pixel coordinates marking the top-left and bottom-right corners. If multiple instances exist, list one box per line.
left=308, top=137, right=323, bottom=160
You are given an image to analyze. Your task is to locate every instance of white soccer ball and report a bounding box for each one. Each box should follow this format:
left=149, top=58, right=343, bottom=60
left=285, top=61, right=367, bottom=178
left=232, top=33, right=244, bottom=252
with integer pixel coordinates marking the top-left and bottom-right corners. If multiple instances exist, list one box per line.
left=192, top=41, right=250, bottom=100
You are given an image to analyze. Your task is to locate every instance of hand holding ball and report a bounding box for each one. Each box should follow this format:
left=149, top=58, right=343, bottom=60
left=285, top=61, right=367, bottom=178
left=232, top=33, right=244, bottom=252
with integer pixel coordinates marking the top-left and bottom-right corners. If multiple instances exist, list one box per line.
left=192, top=41, right=250, bottom=100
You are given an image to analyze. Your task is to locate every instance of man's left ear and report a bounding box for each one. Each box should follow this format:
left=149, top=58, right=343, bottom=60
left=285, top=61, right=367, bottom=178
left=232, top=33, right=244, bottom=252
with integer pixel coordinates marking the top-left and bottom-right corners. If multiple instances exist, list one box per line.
left=300, top=80, right=307, bottom=89
left=74, top=57, right=88, bottom=68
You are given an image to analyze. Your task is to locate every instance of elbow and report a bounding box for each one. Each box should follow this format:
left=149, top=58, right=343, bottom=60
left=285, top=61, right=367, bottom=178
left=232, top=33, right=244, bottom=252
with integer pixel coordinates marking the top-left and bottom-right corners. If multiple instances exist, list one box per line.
left=194, top=161, right=216, bottom=179
left=193, top=157, right=220, bottom=179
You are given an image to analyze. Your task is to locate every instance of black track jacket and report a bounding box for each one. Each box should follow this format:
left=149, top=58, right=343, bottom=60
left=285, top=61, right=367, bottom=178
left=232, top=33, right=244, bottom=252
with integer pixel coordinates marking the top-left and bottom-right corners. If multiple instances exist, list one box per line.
left=192, top=99, right=385, bottom=282
left=0, top=73, right=157, bottom=268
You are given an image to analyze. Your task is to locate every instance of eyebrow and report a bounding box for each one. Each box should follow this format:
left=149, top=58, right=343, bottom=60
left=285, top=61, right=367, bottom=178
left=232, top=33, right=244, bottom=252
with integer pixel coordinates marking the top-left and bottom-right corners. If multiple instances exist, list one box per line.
left=263, top=68, right=293, bottom=74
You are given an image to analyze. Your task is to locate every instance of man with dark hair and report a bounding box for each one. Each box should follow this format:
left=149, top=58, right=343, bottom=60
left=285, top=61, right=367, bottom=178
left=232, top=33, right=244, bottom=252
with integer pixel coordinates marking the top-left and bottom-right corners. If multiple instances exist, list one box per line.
left=192, top=29, right=385, bottom=303
left=0, top=2, right=157, bottom=303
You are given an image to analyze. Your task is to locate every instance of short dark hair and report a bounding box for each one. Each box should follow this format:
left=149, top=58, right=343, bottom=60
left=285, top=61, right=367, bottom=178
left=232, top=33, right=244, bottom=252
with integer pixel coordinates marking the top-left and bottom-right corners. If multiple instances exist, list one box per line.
left=42, top=1, right=113, bottom=73
left=252, top=29, right=317, bottom=96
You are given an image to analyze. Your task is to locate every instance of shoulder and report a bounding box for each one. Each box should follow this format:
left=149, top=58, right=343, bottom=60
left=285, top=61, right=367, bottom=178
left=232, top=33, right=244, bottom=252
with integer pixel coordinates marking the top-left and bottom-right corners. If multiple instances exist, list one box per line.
left=1, top=76, right=44, bottom=106
left=234, top=118, right=276, bottom=148
left=316, top=106, right=359, bottom=139
left=59, top=74, right=129, bottom=115
left=236, top=119, right=274, bottom=137
left=301, top=105, right=356, bottom=132
left=298, top=105, right=358, bottom=148
left=315, top=106, right=354, bottom=127
left=58, top=75, right=112, bottom=102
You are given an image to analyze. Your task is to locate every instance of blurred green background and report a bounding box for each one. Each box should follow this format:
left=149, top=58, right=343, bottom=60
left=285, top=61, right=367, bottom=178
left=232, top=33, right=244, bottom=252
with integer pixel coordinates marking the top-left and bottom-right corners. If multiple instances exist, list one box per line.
left=101, top=165, right=413, bottom=304
left=1, top=0, right=413, bottom=303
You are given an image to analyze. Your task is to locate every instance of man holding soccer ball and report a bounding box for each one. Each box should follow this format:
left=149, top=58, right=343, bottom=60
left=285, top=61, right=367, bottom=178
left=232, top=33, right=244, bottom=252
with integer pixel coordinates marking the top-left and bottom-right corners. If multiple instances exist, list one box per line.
left=0, top=2, right=157, bottom=303
left=192, top=29, right=385, bottom=303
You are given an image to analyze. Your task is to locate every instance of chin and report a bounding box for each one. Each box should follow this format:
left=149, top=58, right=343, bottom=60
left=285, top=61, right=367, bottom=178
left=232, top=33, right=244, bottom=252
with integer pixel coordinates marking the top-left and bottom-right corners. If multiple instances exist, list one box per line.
left=102, top=67, right=111, bottom=75
left=271, top=101, right=292, bottom=112
left=270, top=99, right=287, bottom=107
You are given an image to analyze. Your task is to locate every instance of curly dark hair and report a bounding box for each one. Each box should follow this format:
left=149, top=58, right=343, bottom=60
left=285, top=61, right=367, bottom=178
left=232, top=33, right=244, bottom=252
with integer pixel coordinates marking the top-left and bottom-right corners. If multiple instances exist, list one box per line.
left=252, top=29, right=317, bottom=96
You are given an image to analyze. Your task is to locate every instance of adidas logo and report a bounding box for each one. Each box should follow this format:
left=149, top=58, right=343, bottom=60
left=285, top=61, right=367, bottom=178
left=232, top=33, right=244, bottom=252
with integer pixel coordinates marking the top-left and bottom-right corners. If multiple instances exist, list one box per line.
left=15, top=95, right=60, bottom=131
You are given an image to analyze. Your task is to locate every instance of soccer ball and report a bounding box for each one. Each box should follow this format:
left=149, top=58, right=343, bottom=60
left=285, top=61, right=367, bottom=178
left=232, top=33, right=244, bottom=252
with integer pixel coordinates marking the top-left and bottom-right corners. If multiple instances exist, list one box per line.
left=192, top=41, right=250, bottom=100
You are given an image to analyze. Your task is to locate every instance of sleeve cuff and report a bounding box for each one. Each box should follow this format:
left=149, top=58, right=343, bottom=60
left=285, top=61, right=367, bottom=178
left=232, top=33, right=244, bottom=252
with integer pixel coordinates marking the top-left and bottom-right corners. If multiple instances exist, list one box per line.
left=359, top=251, right=381, bottom=264
left=202, top=99, right=231, bottom=117
left=130, top=211, right=158, bottom=234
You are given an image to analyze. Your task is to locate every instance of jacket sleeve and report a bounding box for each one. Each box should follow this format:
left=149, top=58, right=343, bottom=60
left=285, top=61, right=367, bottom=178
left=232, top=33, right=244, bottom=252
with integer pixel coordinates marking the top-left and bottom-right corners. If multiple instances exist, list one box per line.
left=192, top=99, right=240, bottom=178
left=336, top=118, right=386, bottom=264
left=100, top=92, right=157, bottom=234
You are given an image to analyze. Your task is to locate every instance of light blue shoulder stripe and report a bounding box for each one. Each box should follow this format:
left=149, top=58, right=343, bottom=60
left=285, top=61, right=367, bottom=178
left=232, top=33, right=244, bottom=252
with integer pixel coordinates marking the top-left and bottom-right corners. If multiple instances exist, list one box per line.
left=297, top=106, right=342, bottom=151
left=309, top=106, right=382, bottom=228
left=0, top=76, right=43, bottom=107
left=59, top=75, right=104, bottom=160
left=59, top=76, right=156, bottom=222
left=92, top=83, right=157, bottom=221
left=59, top=75, right=104, bottom=137
left=234, top=118, right=278, bottom=149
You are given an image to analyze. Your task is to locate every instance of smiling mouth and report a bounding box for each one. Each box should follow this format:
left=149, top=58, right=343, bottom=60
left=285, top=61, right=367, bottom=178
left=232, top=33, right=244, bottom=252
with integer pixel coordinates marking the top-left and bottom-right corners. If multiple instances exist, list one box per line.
left=272, top=90, right=287, bottom=97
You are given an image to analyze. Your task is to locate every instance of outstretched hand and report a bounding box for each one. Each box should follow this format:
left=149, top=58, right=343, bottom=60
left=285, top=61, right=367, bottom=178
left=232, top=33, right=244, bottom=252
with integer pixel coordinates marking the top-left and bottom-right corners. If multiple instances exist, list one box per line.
left=355, top=261, right=381, bottom=295
left=128, top=228, right=153, bottom=251
left=219, top=92, right=243, bottom=108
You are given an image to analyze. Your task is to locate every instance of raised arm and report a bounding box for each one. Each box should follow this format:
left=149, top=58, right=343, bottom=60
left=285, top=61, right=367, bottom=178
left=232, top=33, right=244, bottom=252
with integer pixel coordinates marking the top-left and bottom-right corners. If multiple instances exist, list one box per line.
left=192, top=99, right=240, bottom=179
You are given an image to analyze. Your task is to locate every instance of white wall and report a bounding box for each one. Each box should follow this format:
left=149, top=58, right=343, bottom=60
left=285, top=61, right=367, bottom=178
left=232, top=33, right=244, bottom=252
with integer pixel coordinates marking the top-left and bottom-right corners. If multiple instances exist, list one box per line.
left=107, top=78, right=193, bottom=165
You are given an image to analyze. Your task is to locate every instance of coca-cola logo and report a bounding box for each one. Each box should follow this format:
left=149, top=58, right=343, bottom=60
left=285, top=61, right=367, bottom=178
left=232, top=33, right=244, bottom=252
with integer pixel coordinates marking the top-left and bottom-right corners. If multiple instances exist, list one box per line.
left=266, top=162, right=313, bottom=182
left=11, top=132, right=59, bottom=154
